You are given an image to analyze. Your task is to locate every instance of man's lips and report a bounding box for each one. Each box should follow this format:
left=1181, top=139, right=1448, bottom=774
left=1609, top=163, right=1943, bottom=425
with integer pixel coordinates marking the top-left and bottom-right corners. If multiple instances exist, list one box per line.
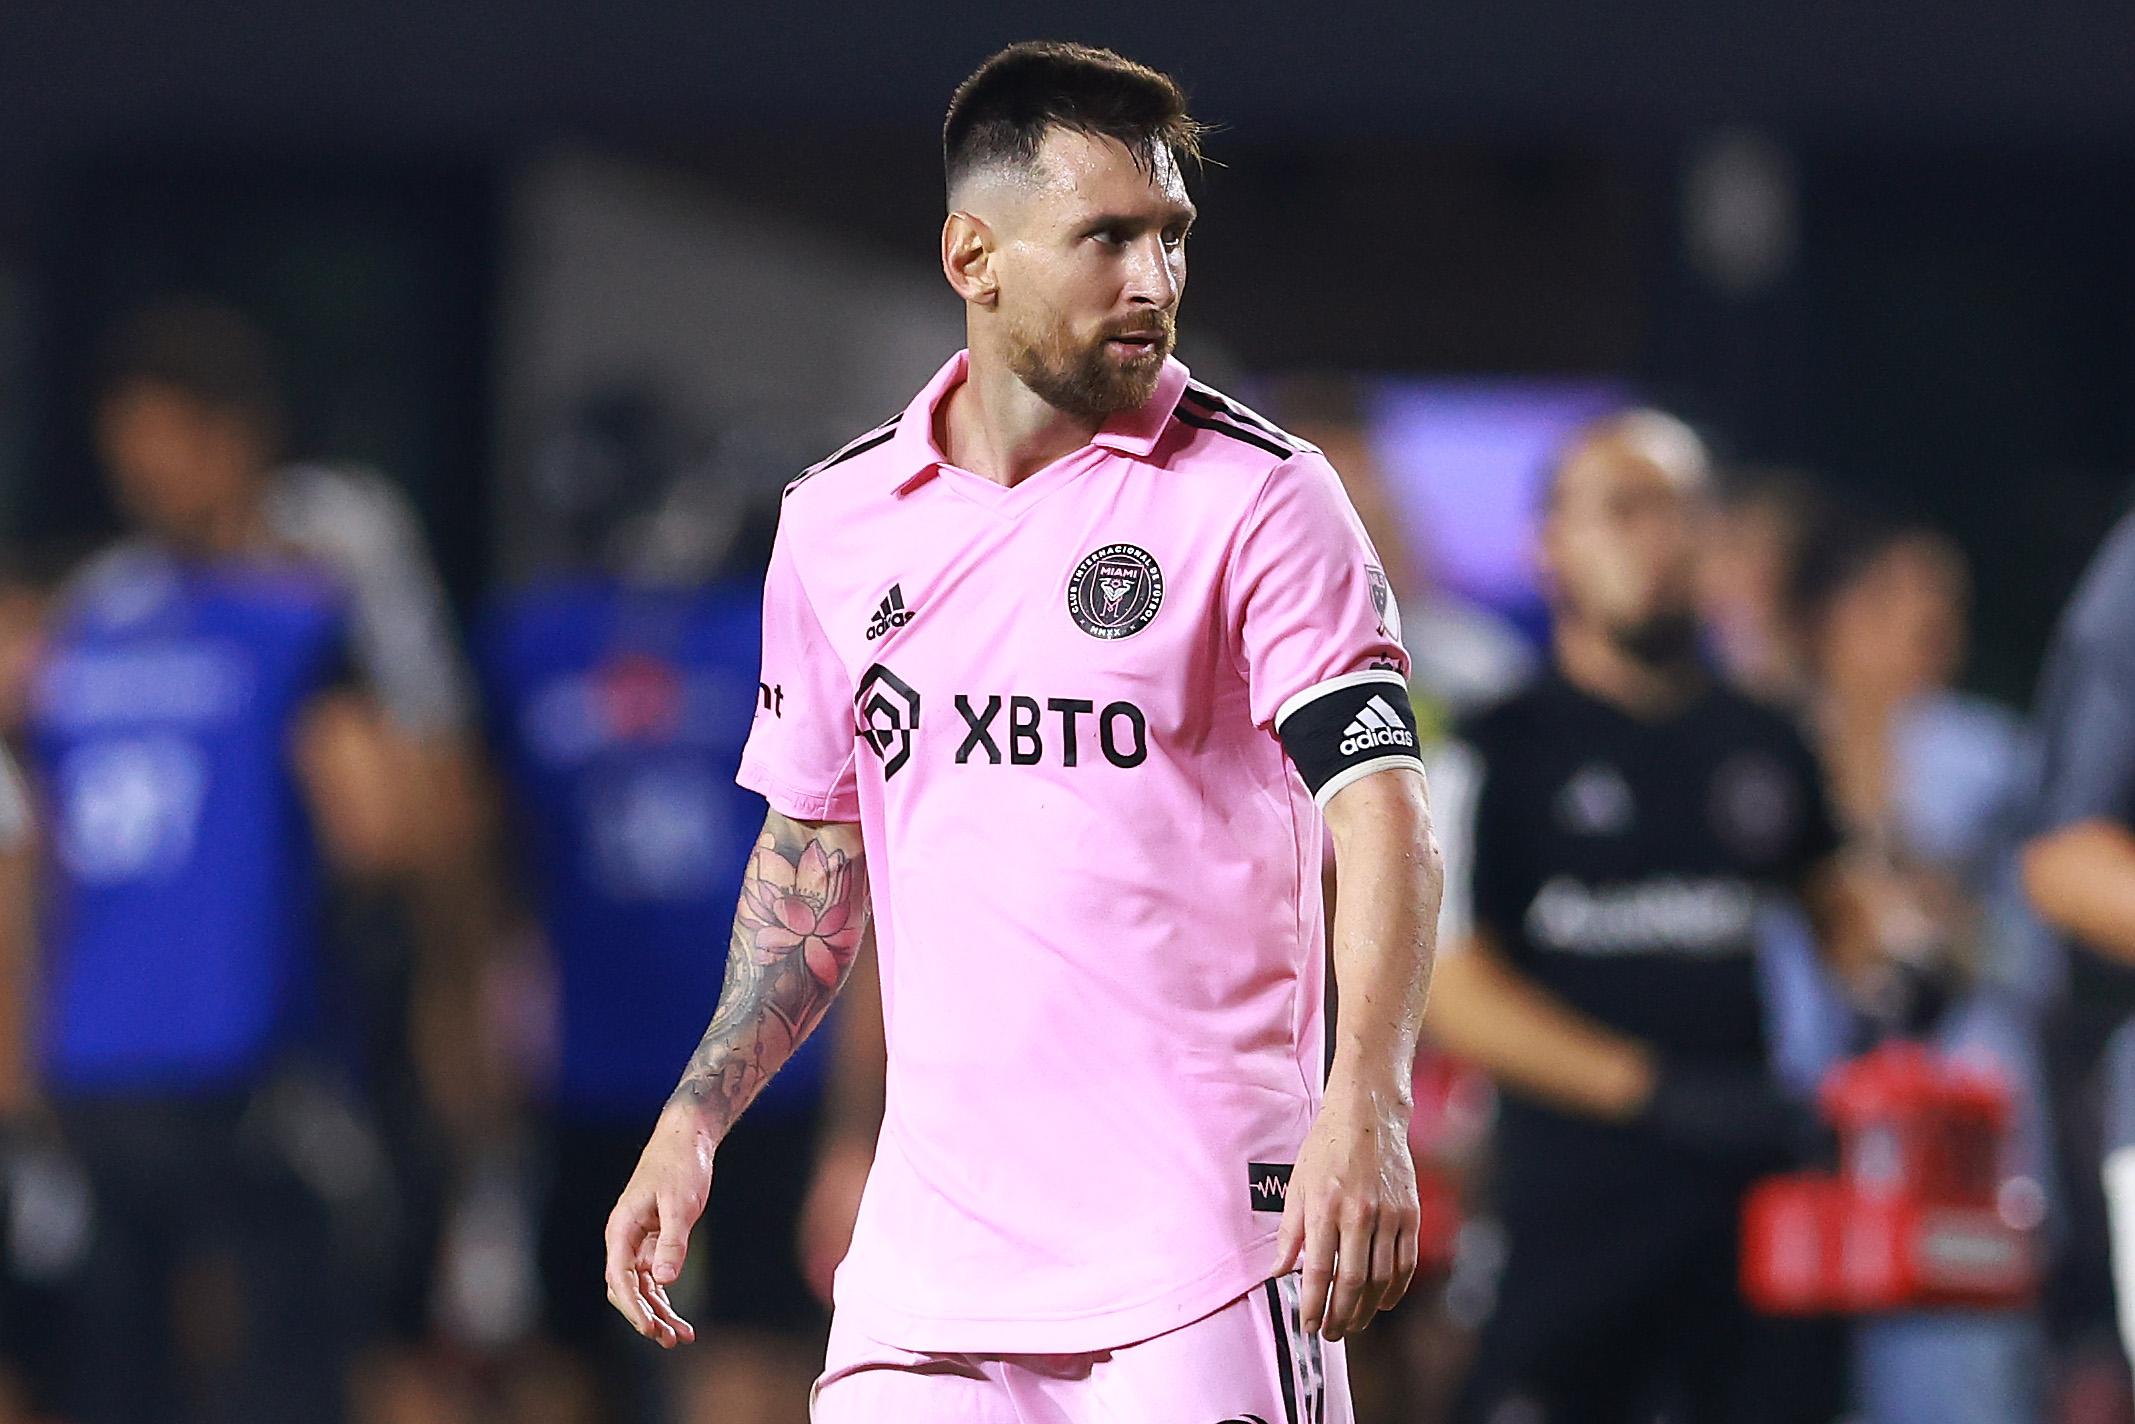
left=1105, top=331, right=1165, bottom=354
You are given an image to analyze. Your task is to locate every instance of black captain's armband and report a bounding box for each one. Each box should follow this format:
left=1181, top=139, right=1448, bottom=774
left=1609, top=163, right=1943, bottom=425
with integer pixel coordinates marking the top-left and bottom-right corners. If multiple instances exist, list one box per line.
left=1276, top=670, right=1425, bottom=807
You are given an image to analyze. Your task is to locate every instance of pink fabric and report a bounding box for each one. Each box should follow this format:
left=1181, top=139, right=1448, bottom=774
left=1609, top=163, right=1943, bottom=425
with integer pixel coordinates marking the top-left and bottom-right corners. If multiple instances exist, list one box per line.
left=810, top=1275, right=1353, bottom=1424
left=739, top=352, right=1405, bottom=1353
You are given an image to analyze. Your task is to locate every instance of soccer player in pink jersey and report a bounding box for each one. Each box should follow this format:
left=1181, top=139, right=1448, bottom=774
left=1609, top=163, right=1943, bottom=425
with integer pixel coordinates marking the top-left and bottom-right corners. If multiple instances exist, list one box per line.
left=603, top=42, right=1444, bottom=1422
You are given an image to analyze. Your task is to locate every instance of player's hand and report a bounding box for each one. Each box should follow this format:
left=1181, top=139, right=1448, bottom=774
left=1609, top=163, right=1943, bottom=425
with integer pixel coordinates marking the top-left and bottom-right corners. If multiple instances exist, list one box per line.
left=1270, top=1081, right=1421, bottom=1342
left=1635, top=1059, right=1825, bottom=1170
left=603, top=1101, right=718, bottom=1347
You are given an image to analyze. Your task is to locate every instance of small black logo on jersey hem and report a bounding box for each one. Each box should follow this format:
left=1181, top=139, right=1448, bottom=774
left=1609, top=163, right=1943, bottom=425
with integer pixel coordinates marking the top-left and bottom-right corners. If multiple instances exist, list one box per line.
left=1068, top=544, right=1163, bottom=639
left=865, top=584, right=915, bottom=640
left=1249, top=1162, right=1294, bottom=1213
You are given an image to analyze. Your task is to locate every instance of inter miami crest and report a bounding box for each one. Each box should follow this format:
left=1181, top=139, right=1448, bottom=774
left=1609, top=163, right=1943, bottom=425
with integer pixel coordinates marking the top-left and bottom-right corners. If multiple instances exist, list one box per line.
left=1067, top=543, right=1164, bottom=640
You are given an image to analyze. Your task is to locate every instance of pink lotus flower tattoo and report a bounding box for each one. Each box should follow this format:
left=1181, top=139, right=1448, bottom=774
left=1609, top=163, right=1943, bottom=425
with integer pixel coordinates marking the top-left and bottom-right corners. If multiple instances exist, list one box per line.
left=738, top=836, right=864, bottom=988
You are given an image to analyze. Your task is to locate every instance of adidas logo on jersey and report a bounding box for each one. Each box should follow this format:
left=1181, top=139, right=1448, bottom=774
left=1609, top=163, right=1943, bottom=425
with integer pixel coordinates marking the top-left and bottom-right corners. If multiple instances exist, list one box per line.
left=865, top=584, right=915, bottom=640
left=1338, top=695, right=1417, bottom=757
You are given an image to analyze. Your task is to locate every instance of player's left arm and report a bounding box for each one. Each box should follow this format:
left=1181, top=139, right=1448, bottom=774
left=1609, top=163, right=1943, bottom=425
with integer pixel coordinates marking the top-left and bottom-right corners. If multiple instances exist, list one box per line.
left=1274, top=762, right=1442, bottom=1342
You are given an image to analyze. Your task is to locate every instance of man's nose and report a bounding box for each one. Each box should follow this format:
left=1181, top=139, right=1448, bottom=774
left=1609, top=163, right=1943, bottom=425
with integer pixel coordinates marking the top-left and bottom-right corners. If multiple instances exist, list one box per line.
left=1123, top=236, right=1181, bottom=308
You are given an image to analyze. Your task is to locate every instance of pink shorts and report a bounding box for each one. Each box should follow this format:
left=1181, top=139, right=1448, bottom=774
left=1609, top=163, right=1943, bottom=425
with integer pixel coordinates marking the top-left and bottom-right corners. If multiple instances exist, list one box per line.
left=811, top=1274, right=1352, bottom=1424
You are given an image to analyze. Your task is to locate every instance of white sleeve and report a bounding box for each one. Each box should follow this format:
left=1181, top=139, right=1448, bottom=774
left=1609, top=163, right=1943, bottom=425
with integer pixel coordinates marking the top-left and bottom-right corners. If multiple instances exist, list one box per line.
left=1427, top=738, right=1482, bottom=955
left=267, top=464, right=476, bottom=736
left=0, top=745, right=30, bottom=851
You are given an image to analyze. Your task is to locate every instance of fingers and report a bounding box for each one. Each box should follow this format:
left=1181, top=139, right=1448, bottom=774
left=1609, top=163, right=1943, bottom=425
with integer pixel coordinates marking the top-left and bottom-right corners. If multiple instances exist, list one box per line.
left=1270, top=1193, right=1305, bottom=1280
left=652, top=1192, right=694, bottom=1286
left=603, top=1206, right=661, bottom=1340
left=1321, top=1204, right=1378, bottom=1341
left=1304, top=1198, right=1424, bottom=1341
left=633, top=1214, right=698, bottom=1346
left=1295, top=1197, right=1340, bottom=1338
left=605, top=1192, right=700, bottom=1347
left=1387, top=1212, right=1421, bottom=1312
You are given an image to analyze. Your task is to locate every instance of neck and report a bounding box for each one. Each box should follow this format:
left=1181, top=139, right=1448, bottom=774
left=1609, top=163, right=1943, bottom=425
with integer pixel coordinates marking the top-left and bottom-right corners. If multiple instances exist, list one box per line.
left=1554, top=616, right=1704, bottom=719
left=168, top=491, right=267, bottom=561
left=938, top=324, right=1107, bottom=488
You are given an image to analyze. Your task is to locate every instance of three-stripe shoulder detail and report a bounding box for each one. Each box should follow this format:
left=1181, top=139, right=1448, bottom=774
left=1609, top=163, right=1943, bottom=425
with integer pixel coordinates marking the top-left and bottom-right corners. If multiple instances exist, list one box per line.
left=1172, top=385, right=1300, bottom=461
left=785, top=416, right=902, bottom=496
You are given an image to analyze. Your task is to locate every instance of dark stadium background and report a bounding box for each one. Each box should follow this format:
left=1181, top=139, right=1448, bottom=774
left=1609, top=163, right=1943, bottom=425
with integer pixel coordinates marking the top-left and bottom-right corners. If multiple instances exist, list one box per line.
left=0, top=1, right=2131, bottom=702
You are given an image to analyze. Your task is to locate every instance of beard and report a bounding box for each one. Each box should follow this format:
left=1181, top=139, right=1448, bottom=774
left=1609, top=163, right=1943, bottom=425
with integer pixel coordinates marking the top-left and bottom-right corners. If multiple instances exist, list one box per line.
left=1006, top=309, right=1175, bottom=420
left=1610, top=608, right=1702, bottom=669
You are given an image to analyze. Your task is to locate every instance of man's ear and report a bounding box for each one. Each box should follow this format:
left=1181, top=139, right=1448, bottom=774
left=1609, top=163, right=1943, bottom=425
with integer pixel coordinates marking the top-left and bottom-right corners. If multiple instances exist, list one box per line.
left=942, top=211, right=1000, bottom=307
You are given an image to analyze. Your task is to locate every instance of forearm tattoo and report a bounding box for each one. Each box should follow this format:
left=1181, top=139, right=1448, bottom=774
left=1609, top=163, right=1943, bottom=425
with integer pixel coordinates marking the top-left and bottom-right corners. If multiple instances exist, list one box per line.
left=669, top=816, right=869, bottom=1131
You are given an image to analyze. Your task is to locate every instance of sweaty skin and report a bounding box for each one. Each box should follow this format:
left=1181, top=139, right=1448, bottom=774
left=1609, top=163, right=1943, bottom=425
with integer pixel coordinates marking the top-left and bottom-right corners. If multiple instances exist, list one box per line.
left=605, top=124, right=1439, bottom=1348
left=605, top=812, right=869, bottom=1345
left=938, top=129, right=1192, bottom=487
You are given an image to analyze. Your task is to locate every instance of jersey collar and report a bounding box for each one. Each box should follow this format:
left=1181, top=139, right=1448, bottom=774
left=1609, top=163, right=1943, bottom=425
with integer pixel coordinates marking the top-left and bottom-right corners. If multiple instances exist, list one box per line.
left=890, top=351, right=1193, bottom=496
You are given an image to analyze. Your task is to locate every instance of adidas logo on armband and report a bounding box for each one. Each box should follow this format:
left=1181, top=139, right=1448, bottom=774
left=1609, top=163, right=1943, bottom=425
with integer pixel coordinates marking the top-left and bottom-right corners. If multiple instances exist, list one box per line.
left=1338, top=695, right=1418, bottom=757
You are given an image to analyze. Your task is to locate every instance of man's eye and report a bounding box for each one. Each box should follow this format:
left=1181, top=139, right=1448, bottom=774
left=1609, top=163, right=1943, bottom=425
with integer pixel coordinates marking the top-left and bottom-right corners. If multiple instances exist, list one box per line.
left=1162, top=227, right=1188, bottom=251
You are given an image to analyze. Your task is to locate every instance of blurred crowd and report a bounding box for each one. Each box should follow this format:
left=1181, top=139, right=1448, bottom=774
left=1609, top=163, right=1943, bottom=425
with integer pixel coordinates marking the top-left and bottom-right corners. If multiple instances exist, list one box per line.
left=0, top=297, right=2128, bottom=1424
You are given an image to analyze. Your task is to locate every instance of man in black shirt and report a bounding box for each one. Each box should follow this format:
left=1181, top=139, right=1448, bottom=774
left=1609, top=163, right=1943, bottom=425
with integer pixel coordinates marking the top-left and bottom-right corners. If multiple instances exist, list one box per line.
left=1428, top=410, right=1857, bottom=1424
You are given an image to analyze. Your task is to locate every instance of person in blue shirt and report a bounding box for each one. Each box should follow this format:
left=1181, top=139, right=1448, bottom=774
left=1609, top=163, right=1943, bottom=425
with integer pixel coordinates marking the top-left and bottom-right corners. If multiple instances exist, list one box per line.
left=480, top=397, right=836, bottom=1424
left=11, top=302, right=417, bottom=1424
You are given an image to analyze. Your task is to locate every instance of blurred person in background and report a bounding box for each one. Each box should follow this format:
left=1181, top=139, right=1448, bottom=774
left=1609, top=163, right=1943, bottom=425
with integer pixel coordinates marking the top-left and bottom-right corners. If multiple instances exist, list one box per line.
left=1701, top=467, right=1828, bottom=711
left=1426, top=408, right=1858, bottom=1424
left=2, top=299, right=432, bottom=1422
left=0, top=541, right=97, bottom=1421
left=477, top=395, right=836, bottom=1424
left=0, top=710, right=44, bottom=1421
left=2021, top=504, right=2135, bottom=1417
left=1276, top=375, right=1536, bottom=736
left=1790, top=508, right=2050, bottom=1424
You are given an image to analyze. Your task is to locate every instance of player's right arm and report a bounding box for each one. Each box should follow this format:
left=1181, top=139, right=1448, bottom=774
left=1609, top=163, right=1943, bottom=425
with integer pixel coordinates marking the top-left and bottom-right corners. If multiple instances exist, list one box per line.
left=604, top=809, right=869, bottom=1347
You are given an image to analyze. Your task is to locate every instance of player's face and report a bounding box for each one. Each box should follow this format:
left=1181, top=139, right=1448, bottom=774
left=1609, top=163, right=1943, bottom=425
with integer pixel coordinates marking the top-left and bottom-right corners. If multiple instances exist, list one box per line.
left=96, top=379, right=268, bottom=543
left=992, top=128, right=1194, bottom=419
left=1542, top=436, right=1709, bottom=661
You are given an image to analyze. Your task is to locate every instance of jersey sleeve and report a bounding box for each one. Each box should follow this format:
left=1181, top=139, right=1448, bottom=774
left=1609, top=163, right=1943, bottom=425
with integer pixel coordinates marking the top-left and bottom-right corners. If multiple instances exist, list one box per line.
left=2034, top=520, right=2135, bottom=834
left=267, top=464, right=476, bottom=737
left=1227, top=453, right=1417, bottom=807
left=736, top=518, right=862, bottom=823
left=2036, top=654, right=2135, bottom=833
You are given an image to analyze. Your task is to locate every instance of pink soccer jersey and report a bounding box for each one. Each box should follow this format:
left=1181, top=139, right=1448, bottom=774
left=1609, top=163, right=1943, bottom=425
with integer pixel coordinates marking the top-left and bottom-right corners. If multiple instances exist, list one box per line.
left=737, top=352, right=1411, bottom=1354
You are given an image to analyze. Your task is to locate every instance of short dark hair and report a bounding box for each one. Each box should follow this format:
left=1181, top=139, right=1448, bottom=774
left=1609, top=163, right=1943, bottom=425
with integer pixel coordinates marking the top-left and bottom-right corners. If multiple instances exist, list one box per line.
left=943, top=41, right=1204, bottom=198
left=99, top=297, right=286, bottom=444
left=1789, top=499, right=1963, bottom=627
